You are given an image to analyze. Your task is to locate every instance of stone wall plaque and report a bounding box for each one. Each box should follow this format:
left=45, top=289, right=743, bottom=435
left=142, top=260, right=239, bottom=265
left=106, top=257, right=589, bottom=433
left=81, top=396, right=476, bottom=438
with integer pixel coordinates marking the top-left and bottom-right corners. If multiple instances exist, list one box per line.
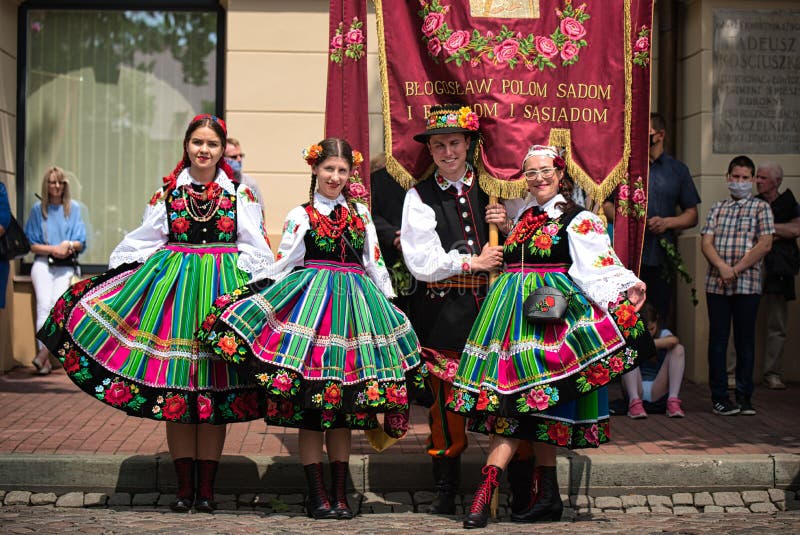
left=713, top=9, right=800, bottom=154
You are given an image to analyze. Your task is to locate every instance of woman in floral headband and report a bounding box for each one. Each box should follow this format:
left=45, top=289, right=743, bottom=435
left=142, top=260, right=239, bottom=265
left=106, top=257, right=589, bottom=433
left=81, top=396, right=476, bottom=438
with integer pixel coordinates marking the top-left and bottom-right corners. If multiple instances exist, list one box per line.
left=36, top=114, right=274, bottom=514
left=448, top=144, right=651, bottom=528
left=199, top=137, right=421, bottom=520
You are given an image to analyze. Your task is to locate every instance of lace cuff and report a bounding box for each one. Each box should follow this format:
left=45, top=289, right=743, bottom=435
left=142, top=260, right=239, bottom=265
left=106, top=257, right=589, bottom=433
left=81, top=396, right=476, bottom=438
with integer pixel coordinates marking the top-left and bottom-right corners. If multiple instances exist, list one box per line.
left=581, top=272, right=641, bottom=312
left=109, top=244, right=155, bottom=269
left=237, top=249, right=274, bottom=281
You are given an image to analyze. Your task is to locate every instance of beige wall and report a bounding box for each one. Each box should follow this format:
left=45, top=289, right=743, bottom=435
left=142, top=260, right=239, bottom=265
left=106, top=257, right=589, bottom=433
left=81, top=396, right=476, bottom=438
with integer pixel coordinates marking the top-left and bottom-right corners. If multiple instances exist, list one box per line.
left=675, top=0, right=800, bottom=384
left=225, top=0, right=382, bottom=243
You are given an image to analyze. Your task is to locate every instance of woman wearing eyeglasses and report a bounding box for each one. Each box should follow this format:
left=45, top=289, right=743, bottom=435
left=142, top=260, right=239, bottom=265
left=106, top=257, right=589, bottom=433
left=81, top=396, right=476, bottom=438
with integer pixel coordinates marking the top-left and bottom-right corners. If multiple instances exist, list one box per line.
left=448, top=145, right=650, bottom=529
left=24, top=167, right=87, bottom=375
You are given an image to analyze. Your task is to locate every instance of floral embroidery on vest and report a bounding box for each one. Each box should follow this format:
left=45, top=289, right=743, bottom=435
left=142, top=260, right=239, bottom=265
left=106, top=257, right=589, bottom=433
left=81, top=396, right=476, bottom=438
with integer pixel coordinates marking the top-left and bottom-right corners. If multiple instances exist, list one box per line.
left=305, top=204, right=366, bottom=252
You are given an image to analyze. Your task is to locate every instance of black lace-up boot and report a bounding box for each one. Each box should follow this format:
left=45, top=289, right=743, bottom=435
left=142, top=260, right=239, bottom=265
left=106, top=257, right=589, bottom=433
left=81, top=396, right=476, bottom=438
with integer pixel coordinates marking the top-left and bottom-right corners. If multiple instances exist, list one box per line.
left=463, top=465, right=502, bottom=529
left=169, top=457, right=194, bottom=513
left=510, top=465, right=563, bottom=523
left=330, top=460, right=354, bottom=519
left=303, top=463, right=338, bottom=519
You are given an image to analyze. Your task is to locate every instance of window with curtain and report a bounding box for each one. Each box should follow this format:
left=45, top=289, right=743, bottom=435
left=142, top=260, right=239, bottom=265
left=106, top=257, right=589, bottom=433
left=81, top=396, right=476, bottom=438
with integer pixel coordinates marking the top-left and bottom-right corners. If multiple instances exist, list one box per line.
left=22, top=7, right=221, bottom=267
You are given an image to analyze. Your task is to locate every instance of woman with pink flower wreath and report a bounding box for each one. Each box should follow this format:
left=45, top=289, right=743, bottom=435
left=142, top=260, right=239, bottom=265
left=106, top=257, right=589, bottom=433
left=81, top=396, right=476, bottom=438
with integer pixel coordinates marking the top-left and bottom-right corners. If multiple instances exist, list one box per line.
left=448, top=145, right=652, bottom=529
left=199, top=138, right=421, bottom=520
left=36, top=115, right=274, bottom=514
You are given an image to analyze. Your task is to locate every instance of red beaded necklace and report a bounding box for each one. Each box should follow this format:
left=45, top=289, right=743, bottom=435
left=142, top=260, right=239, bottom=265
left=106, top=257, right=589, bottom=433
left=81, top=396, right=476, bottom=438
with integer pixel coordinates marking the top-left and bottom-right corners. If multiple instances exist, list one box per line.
left=305, top=204, right=351, bottom=238
left=508, top=207, right=549, bottom=244
left=184, top=181, right=222, bottom=202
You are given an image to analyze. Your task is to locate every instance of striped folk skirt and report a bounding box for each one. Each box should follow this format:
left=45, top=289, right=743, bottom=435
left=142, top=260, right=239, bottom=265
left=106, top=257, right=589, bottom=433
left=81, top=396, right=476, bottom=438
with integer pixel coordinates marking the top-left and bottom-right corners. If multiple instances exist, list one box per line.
left=199, top=260, right=422, bottom=437
left=447, top=268, right=649, bottom=449
left=37, top=244, right=266, bottom=424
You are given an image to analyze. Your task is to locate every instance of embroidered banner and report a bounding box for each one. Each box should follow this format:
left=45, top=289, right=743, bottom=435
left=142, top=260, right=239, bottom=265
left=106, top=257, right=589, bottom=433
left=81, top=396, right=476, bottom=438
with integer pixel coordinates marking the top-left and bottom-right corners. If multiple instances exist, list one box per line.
left=326, top=0, right=370, bottom=200
left=375, top=0, right=653, bottom=270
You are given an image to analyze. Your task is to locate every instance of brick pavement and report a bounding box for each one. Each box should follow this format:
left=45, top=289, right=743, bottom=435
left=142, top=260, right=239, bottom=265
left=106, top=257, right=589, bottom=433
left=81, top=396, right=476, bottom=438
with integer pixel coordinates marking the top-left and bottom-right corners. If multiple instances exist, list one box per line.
left=1, top=368, right=799, bottom=458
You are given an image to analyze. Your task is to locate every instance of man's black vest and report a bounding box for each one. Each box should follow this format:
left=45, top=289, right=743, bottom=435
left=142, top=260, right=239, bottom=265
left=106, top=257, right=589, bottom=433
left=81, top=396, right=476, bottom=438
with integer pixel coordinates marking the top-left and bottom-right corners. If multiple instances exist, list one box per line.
left=408, top=174, right=490, bottom=351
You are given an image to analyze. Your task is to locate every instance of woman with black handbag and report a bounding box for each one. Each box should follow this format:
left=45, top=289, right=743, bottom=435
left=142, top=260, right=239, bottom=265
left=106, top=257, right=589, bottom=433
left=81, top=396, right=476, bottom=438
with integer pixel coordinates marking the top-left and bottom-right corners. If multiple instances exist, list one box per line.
left=448, top=145, right=651, bottom=529
left=24, top=167, right=86, bottom=375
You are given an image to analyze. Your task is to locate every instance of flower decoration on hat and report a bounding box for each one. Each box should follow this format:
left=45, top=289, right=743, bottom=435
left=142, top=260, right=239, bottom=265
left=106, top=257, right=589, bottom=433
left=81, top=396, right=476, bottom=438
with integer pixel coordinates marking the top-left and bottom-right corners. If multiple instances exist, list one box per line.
left=303, top=144, right=324, bottom=167
left=457, top=106, right=480, bottom=131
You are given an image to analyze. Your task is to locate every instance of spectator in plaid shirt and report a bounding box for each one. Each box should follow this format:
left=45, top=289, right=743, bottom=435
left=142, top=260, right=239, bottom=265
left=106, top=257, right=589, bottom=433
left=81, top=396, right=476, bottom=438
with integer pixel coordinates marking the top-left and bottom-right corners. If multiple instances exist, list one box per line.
left=701, top=155, right=774, bottom=417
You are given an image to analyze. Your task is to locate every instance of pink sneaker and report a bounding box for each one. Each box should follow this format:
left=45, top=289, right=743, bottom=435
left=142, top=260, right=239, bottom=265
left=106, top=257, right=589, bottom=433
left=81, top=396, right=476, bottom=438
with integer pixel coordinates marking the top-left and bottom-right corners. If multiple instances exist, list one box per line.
left=628, top=398, right=647, bottom=419
left=666, top=397, right=685, bottom=418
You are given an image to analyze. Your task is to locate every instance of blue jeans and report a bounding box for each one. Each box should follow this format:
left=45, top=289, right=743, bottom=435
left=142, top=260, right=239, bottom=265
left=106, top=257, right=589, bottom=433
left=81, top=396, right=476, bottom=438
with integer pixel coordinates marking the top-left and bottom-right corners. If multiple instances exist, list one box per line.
left=706, top=293, right=760, bottom=403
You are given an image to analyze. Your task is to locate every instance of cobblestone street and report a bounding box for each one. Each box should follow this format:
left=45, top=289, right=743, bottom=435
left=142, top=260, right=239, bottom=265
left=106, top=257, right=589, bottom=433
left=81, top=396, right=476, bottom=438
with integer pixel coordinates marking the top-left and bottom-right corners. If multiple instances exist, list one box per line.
left=2, top=507, right=800, bottom=534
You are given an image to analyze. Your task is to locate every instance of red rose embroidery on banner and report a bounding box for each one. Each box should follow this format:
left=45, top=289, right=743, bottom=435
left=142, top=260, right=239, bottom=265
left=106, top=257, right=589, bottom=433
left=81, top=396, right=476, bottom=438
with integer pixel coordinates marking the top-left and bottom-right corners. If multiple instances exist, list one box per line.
left=428, top=37, right=442, bottom=55
left=418, top=1, right=591, bottom=70
left=444, top=30, right=470, bottom=54
left=535, top=36, right=558, bottom=58
left=560, top=17, right=587, bottom=40
left=494, top=39, right=520, bottom=63
left=422, top=12, right=445, bottom=37
left=560, top=41, right=579, bottom=62
left=346, top=28, right=363, bottom=45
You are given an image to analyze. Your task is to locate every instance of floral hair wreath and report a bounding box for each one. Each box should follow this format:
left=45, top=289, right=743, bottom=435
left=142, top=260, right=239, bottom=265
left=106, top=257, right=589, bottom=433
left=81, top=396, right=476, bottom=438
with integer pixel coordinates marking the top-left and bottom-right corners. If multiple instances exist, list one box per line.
left=302, top=144, right=368, bottom=203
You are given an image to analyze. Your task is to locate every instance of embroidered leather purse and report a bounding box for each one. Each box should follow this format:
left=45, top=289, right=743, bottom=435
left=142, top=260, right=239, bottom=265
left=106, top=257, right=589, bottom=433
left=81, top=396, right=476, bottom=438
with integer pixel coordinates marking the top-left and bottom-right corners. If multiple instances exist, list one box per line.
left=523, top=286, right=571, bottom=324
left=518, top=226, right=575, bottom=325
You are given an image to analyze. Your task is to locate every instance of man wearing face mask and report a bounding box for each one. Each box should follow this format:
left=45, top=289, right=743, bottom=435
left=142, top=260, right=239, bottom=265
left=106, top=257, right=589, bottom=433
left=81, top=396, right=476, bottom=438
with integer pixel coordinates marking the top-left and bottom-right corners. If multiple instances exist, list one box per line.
left=643, top=113, right=701, bottom=325
left=701, top=155, right=774, bottom=417
left=225, top=138, right=265, bottom=214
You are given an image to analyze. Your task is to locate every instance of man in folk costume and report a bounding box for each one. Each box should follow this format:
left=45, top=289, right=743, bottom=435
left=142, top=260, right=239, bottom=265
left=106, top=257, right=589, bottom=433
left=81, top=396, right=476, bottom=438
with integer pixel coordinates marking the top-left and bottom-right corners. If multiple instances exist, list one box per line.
left=401, top=103, right=532, bottom=513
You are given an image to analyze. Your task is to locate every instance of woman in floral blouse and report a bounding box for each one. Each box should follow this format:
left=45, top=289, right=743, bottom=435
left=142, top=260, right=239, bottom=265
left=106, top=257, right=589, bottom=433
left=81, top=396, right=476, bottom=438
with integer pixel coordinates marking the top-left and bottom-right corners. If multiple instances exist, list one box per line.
left=449, top=145, right=650, bottom=529
left=37, top=114, right=274, bottom=514
left=199, top=138, right=421, bottom=520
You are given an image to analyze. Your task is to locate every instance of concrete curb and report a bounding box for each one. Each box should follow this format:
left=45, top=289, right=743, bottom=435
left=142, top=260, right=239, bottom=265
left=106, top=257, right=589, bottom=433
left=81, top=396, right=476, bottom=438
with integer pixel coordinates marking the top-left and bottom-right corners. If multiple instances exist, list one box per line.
left=1, top=453, right=798, bottom=496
